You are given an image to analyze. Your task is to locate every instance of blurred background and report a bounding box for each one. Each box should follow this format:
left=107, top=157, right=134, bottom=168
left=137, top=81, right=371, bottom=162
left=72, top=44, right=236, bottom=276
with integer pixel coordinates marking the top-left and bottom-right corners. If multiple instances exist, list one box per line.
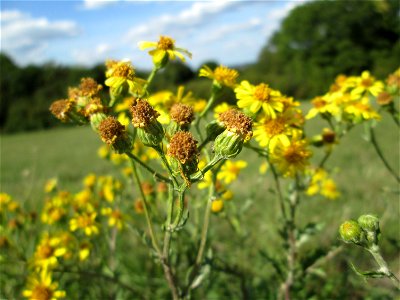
left=1, top=0, right=399, bottom=133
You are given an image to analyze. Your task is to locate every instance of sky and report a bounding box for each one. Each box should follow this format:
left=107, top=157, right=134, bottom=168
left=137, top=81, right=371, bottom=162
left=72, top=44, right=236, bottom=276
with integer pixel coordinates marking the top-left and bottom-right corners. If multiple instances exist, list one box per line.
left=1, top=0, right=308, bottom=70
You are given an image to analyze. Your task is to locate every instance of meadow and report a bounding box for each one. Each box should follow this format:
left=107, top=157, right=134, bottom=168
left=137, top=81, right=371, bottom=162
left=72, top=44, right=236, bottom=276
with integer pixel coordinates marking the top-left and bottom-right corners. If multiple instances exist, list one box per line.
left=1, top=101, right=399, bottom=299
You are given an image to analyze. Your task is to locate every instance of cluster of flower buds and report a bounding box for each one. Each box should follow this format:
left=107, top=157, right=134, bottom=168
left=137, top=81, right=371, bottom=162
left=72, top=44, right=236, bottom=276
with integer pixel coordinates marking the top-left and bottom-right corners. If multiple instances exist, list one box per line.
left=339, top=214, right=380, bottom=248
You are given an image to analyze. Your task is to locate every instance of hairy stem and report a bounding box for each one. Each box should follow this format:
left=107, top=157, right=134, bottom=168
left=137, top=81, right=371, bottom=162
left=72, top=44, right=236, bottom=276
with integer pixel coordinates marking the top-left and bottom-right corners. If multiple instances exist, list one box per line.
left=368, top=245, right=400, bottom=289
left=126, top=152, right=171, bottom=184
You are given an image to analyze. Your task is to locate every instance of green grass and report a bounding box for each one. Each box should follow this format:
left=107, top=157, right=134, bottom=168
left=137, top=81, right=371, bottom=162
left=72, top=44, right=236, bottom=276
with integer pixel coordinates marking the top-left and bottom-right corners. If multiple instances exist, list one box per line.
left=1, top=108, right=399, bottom=297
left=1, top=126, right=111, bottom=205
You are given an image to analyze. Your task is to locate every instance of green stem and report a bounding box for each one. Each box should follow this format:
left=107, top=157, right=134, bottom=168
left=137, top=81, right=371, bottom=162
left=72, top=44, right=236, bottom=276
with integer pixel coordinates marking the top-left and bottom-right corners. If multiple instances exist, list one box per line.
left=268, top=158, right=287, bottom=221
left=172, top=188, right=186, bottom=228
left=163, top=184, right=174, bottom=259
left=368, top=245, right=400, bottom=289
left=194, top=88, right=218, bottom=143
left=190, top=155, right=224, bottom=183
left=130, top=159, right=161, bottom=255
left=369, top=127, right=400, bottom=183
left=157, top=149, right=180, bottom=187
left=142, top=67, right=159, bottom=96
left=318, top=150, right=332, bottom=168
left=126, top=152, right=171, bottom=184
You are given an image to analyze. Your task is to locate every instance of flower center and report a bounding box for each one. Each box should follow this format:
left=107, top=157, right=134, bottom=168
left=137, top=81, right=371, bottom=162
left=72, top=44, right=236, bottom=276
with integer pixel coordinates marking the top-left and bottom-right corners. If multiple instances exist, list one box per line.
left=284, top=145, right=308, bottom=164
left=214, top=66, right=238, bottom=86
left=78, top=215, right=93, bottom=227
left=32, top=285, right=53, bottom=300
left=312, top=98, right=327, bottom=108
left=113, top=63, right=135, bottom=80
left=263, top=118, right=285, bottom=136
left=111, top=210, right=122, bottom=219
left=361, top=78, right=372, bottom=87
left=38, top=244, right=54, bottom=259
left=254, top=83, right=271, bottom=102
left=158, top=36, right=174, bottom=50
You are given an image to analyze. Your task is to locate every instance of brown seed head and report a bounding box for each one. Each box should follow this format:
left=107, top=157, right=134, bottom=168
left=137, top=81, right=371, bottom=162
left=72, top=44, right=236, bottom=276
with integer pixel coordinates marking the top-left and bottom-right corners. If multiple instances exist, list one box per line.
left=170, top=103, right=194, bottom=125
left=85, top=97, right=105, bottom=116
left=49, top=99, right=73, bottom=122
left=377, top=92, right=393, bottom=106
left=98, top=116, right=126, bottom=145
left=79, top=77, right=102, bottom=97
left=130, top=98, right=160, bottom=128
left=218, top=109, right=253, bottom=141
left=322, top=128, right=336, bottom=144
left=168, top=131, right=198, bottom=164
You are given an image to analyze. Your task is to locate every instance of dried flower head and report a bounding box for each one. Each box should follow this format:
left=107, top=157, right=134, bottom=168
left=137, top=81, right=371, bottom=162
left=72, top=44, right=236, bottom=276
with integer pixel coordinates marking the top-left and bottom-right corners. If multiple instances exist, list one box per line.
left=170, top=103, right=194, bottom=125
left=376, top=92, right=393, bottom=106
left=322, top=128, right=336, bottom=144
left=79, top=77, right=102, bottom=97
left=168, top=131, right=198, bottom=164
left=49, top=99, right=73, bottom=122
left=130, top=99, right=160, bottom=128
left=98, top=116, right=126, bottom=145
left=218, top=109, right=253, bottom=141
left=85, top=97, right=105, bottom=116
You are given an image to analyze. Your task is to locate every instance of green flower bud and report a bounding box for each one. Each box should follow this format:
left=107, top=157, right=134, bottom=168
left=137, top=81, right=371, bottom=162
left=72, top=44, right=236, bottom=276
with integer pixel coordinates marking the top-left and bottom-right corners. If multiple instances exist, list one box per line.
left=205, top=120, right=225, bottom=141
left=339, top=220, right=363, bottom=244
left=357, top=214, right=379, bottom=233
left=214, top=130, right=244, bottom=159
left=90, top=112, right=108, bottom=131
left=137, top=121, right=164, bottom=148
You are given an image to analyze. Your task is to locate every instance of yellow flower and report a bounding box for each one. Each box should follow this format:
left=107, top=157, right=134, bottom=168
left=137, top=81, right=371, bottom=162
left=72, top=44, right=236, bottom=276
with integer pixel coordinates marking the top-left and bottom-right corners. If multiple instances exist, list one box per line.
left=259, top=161, right=268, bottom=174
left=320, top=179, right=340, bottom=200
left=98, top=145, right=110, bottom=159
left=41, top=203, right=66, bottom=225
left=351, top=71, right=384, bottom=97
left=101, top=207, right=125, bottom=230
left=197, top=161, right=213, bottom=190
left=253, top=115, right=294, bottom=151
left=69, top=212, right=99, bottom=236
left=33, top=234, right=67, bottom=269
left=211, top=199, right=224, bottom=213
left=79, top=242, right=91, bottom=261
left=73, top=189, right=95, bottom=212
left=199, top=65, right=238, bottom=88
left=306, top=96, right=339, bottom=120
left=217, top=160, right=247, bottom=184
left=83, top=173, right=96, bottom=189
left=270, top=134, right=312, bottom=177
left=105, top=60, right=146, bottom=94
left=213, top=102, right=232, bottom=119
left=139, top=35, right=192, bottom=67
left=23, top=268, right=66, bottom=300
left=344, top=97, right=381, bottom=122
left=222, top=190, right=233, bottom=201
left=44, top=178, right=58, bottom=193
left=235, top=81, right=284, bottom=118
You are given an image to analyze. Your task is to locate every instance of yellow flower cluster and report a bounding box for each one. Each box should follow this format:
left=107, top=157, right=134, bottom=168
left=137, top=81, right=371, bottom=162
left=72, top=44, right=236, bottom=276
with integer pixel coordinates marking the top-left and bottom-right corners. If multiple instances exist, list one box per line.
left=306, top=168, right=340, bottom=200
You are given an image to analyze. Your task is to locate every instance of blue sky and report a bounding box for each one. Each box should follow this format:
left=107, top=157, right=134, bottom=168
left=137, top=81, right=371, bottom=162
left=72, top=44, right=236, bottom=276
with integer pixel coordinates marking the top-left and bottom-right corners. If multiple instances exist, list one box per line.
left=1, top=0, right=308, bottom=70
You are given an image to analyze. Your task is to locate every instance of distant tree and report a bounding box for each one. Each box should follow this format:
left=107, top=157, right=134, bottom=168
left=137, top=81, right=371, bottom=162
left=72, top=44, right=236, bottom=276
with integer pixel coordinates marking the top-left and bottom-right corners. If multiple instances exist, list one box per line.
left=255, top=0, right=400, bottom=98
left=0, top=54, right=19, bottom=127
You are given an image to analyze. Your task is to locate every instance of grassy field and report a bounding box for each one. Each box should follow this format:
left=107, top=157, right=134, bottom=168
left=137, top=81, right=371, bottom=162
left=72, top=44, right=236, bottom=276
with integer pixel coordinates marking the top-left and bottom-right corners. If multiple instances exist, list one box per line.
left=1, top=106, right=399, bottom=297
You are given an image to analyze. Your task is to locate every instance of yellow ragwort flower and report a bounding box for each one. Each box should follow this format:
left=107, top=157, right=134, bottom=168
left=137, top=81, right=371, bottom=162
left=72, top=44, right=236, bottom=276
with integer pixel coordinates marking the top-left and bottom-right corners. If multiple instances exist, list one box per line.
left=69, top=212, right=99, bottom=236
left=253, top=116, right=293, bottom=151
left=23, top=268, right=66, bottom=300
left=101, top=207, right=125, bottom=230
left=235, top=81, right=284, bottom=118
left=199, top=65, right=238, bottom=88
left=105, top=60, right=146, bottom=94
left=351, top=71, right=384, bottom=97
left=270, top=134, right=312, bottom=177
left=33, top=234, right=67, bottom=269
left=211, top=199, right=224, bottom=213
left=139, top=35, right=192, bottom=67
left=217, top=160, right=247, bottom=184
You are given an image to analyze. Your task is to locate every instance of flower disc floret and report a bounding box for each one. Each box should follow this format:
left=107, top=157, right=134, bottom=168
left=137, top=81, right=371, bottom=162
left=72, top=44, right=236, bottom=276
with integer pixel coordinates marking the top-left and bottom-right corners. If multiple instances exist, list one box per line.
left=130, top=99, right=160, bottom=128
left=218, top=109, right=253, bottom=141
left=98, top=116, right=126, bottom=145
left=167, top=131, right=199, bottom=164
left=170, top=103, right=194, bottom=125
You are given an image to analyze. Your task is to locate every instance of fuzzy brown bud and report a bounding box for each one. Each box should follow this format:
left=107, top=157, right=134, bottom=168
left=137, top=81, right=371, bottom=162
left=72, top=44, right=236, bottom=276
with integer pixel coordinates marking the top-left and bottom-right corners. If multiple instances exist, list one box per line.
left=376, top=92, right=393, bottom=106
left=218, top=109, right=253, bottom=141
left=98, top=116, right=132, bottom=153
left=168, top=131, right=198, bottom=164
left=79, top=77, right=102, bottom=97
left=170, top=103, right=194, bottom=125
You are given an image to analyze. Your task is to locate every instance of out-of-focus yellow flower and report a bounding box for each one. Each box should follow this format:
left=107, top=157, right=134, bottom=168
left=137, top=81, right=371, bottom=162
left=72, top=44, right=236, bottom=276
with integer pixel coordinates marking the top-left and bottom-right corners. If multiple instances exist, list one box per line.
left=117, top=112, right=130, bottom=127
left=321, top=179, right=340, bottom=200
left=211, top=199, right=224, bottom=213
left=222, top=190, right=233, bottom=201
left=259, top=161, right=268, bottom=174
left=270, top=134, right=312, bottom=177
left=22, top=268, right=66, bottom=300
left=139, top=36, right=192, bottom=67
left=41, top=204, right=66, bottom=225
left=199, top=65, right=238, bottom=88
left=83, top=173, right=96, bottom=189
left=0, top=193, right=11, bottom=208
left=351, top=71, right=384, bottom=97
left=44, top=178, right=58, bottom=193
left=69, top=212, right=99, bottom=236
left=217, top=160, right=247, bottom=184
left=134, top=199, right=144, bottom=214
left=98, top=145, right=110, bottom=159
left=114, top=97, right=133, bottom=112
left=73, top=189, right=95, bottom=212
left=79, top=242, right=91, bottom=261
left=213, top=102, right=232, bottom=119
left=344, top=98, right=381, bottom=122
left=33, top=234, right=67, bottom=269
left=235, top=81, right=284, bottom=118
left=101, top=207, right=125, bottom=230
left=105, top=60, right=146, bottom=94
left=306, top=96, right=339, bottom=120
left=110, top=152, right=127, bottom=165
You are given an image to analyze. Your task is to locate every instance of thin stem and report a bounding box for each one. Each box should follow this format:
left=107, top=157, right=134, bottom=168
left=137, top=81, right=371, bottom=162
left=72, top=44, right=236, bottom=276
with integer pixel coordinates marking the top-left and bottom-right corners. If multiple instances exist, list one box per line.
left=126, top=152, right=171, bottom=184
left=157, top=149, right=180, bottom=187
left=190, top=155, right=224, bottom=183
left=268, top=159, right=288, bottom=221
left=194, top=89, right=218, bottom=143
left=318, top=150, right=332, bottom=168
left=142, top=67, right=159, bottom=96
left=162, top=184, right=174, bottom=259
left=368, top=245, right=400, bottom=289
left=130, top=159, right=162, bottom=255
left=172, top=188, right=186, bottom=228
left=369, top=127, right=400, bottom=183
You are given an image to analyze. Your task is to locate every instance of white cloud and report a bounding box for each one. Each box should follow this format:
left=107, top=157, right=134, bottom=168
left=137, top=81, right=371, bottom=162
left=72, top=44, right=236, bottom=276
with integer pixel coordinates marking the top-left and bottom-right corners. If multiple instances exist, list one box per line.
left=81, top=0, right=120, bottom=10
left=72, top=43, right=115, bottom=65
left=0, top=10, right=80, bottom=65
left=125, top=1, right=242, bottom=43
